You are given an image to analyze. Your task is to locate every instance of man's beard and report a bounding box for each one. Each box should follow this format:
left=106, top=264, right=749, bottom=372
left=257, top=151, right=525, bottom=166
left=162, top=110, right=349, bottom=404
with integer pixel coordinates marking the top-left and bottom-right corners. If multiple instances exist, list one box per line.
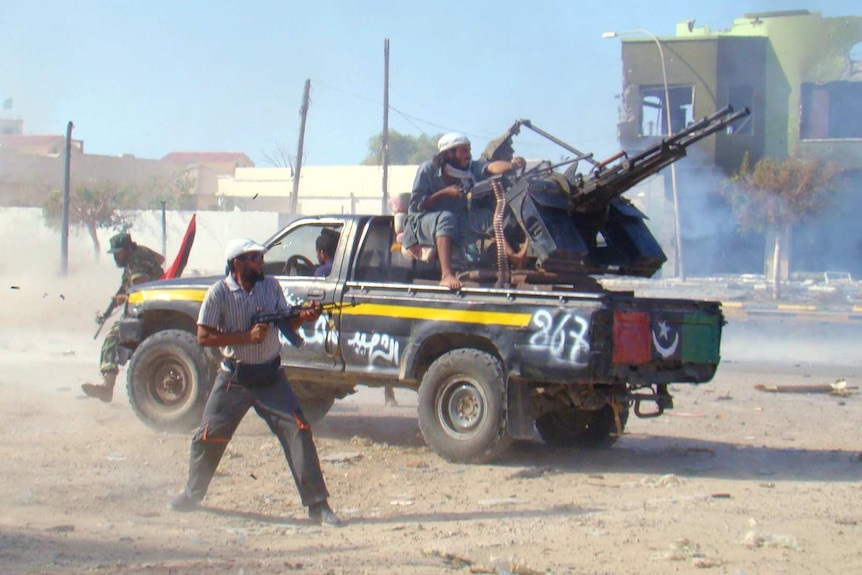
left=445, top=151, right=470, bottom=170
left=241, top=268, right=265, bottom=285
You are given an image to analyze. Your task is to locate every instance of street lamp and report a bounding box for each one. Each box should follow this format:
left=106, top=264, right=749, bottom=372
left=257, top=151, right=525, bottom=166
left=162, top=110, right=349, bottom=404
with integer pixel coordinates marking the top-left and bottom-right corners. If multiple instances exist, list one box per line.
left=602, top=29, right=684, bottom=280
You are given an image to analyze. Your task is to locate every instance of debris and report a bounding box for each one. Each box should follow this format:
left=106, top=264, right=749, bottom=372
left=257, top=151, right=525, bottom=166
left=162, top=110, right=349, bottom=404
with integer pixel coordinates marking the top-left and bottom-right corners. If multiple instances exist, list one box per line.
left=477, top=497, right=524, bottom=507
left=507, top=465, right=552, bottom=479
left=320, top=451, right=363, bottom=463
left=640, top=474, right=681, bottom=488
left=754, top=381, right=856, bottom=396
left=389, top=499, right=414, bottom=506
left=489, top=555, right=544, bottom=574
left=249, top=473, right=257, bottom=480
left=663, top=537, right=701, bottom=561
left=743, top=530, right=799, bottom=550
left=711, top=493, right=732, bottom=499
left=105, top=453, right=126, bottom=462
left=421, top=548, right=472, bottom=568
left=10, top=285, right=20, bottom=289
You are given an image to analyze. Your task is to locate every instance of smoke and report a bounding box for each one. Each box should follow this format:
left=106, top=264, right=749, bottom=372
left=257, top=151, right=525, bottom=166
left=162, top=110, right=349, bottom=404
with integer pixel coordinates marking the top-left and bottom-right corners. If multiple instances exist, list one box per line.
left=0, top=208, right=117, bottom=334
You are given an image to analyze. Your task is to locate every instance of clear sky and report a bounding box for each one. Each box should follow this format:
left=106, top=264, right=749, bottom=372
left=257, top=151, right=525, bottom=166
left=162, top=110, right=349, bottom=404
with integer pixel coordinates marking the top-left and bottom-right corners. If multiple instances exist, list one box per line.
left=1, top=1, right=859, bottom=166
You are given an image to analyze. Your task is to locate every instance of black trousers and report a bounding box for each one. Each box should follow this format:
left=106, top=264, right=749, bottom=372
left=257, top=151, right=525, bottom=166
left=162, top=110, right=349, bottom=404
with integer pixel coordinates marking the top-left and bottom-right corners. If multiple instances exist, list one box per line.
left=180, top=365, right=329, bottom=507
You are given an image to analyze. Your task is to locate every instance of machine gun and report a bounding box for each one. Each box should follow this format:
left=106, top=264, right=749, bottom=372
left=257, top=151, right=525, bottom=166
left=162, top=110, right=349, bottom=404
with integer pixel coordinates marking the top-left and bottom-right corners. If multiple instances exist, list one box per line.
left=566, top=106, right=750, bottom=213
left=251, top=302, right=343, bottom=348
left=472, top=106, right=750, bottom=279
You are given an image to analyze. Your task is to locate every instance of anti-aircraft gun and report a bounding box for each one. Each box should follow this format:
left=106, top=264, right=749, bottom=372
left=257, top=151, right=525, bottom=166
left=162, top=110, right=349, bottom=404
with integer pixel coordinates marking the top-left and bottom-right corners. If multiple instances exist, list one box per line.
left=468, top=106, right=750, bottom=283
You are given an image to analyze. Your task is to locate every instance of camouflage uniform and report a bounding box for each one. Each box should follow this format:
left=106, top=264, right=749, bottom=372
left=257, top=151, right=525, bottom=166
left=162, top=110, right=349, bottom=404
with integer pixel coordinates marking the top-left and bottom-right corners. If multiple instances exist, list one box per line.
left=84, top=233, right=164, bottom=402
left=98, top=244, right=165, bottom=376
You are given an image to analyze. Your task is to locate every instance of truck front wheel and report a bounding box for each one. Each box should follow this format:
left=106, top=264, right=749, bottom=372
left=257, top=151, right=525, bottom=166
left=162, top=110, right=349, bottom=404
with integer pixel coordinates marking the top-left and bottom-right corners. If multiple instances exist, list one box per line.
left=535, top=404, right=629, bottom=448
left=418, top=349, right=512, bottom=463
left=127, top=329, right=213, bottom=433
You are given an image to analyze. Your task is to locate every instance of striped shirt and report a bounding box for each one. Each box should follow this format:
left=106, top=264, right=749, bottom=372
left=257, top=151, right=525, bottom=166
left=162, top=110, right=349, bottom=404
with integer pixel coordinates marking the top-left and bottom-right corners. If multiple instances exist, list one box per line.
left=198, top=274, right=287, bottom=365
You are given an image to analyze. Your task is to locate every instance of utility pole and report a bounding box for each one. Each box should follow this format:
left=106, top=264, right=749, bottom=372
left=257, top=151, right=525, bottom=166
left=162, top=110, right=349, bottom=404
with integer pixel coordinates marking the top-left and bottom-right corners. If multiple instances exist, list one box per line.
left=289, top=79, right=311, bottom=215
left=381, top=39, right=390, bottom=216
left=60, top=121, right=74, bottom=276
left=160, top=200, right=167, bottom=257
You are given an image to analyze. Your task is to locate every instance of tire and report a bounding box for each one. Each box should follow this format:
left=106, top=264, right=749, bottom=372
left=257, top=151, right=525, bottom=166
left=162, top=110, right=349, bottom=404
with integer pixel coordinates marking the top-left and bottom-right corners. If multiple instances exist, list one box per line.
left=127, top=329, right=213, bottom=433
left=535, top=404, right=629, bottom=448
left=417, top=349, right=512, bottom=463
left=287, top=381, right=338, bottom=424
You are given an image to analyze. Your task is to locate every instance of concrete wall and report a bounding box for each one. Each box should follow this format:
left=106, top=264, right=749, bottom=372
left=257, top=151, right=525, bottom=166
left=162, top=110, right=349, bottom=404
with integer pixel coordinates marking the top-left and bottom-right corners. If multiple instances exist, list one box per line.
left=0, top=207, right=281, bottom=279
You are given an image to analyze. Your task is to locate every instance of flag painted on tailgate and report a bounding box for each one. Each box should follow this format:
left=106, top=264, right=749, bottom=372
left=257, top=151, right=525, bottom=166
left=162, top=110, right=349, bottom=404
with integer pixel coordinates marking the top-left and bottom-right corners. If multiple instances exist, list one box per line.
left=613, top=310, right=720, bottom=365
left=612, top=311, right=651, bottom=364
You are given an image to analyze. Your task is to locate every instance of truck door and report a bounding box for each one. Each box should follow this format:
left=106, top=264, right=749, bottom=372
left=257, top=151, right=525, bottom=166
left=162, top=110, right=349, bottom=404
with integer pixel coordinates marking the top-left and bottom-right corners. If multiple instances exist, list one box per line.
left=263, top=219, right=348, bottom=372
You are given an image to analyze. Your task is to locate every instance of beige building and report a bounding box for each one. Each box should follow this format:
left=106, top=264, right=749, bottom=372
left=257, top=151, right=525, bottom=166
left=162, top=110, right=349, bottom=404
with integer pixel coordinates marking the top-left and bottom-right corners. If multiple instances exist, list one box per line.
left=217, top=164, right=419, bottom=216
left=0, top=119, right=422, bottom=215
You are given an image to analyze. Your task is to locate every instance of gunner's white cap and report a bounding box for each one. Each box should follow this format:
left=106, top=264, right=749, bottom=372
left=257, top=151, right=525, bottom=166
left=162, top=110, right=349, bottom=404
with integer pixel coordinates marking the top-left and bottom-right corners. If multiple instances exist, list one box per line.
left=225, top=238, right=267, bottom=261
left=437, top=132, right=471, bottom=154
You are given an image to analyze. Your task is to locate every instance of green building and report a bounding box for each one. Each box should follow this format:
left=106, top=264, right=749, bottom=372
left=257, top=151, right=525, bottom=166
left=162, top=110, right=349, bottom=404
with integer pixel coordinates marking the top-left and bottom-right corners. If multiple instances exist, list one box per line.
left=613, top=9, right=862, bottom=277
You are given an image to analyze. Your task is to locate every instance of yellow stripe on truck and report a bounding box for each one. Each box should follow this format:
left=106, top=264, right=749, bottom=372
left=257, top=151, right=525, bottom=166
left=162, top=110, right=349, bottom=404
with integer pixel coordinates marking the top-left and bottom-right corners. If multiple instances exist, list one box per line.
left=129, top=291, right=533, bottom=328
left=128, top=289, right=207, bottom=304
left=342, top=303, right=533, bottom=327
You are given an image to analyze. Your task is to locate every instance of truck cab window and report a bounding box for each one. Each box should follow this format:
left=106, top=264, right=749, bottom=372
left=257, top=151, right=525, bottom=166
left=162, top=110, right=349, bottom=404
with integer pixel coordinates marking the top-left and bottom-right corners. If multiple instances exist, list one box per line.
left=263, top=223, right=343, bottom=277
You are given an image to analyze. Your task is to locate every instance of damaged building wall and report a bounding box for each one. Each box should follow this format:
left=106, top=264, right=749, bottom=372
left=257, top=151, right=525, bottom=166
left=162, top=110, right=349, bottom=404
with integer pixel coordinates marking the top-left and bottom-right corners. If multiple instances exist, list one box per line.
left=615, top=10, right=862, bottom=277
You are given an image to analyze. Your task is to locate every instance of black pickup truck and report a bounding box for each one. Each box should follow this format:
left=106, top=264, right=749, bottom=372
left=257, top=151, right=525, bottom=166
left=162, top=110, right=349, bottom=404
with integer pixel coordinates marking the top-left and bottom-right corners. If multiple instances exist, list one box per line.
left=119, top=213, right=722, bottom=463
left=118, top=108, right=747, bottom=463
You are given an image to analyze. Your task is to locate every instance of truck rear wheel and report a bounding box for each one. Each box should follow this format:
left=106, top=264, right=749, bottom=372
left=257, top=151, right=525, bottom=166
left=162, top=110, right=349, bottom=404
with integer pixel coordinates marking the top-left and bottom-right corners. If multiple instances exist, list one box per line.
left=418, top=349, right=512, bottom=463
left=288, top=381, right=337, bottom=424
left=535, top=404, right=629, bottom=448
left=127, top=329, right=212, bottom=433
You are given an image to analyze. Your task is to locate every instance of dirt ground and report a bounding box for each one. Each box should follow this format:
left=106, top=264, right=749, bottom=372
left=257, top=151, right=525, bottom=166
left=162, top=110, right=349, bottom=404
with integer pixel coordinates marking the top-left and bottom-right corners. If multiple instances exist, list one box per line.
left=2, top=274, right=862, bottom=575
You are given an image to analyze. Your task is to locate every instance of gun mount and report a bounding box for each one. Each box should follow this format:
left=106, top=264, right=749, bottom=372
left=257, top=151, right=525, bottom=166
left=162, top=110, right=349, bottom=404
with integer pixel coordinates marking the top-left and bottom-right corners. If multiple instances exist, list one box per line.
left=470, top=106, right=750, bottom=279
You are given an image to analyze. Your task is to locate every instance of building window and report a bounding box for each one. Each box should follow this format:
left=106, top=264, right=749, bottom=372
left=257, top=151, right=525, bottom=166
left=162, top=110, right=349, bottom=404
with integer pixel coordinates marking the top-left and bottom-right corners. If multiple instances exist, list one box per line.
left=727, top=85, right=753, bottom=135
left=639, top=85, right=693, bottom=136
left=800, top=81, right=862, bottom=140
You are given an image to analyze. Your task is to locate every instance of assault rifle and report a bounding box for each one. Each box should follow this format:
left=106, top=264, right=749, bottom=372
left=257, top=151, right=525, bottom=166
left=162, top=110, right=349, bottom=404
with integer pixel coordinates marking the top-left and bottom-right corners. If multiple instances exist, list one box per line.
left=251, top=302, right=344, bottom=348
left=93, top=286, right=124, bottom=340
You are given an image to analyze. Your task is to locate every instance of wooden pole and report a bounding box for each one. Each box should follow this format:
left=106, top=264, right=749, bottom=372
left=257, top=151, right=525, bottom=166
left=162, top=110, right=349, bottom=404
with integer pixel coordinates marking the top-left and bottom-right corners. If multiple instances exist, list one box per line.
left=381, top=39, right=390, bottom=215
left=289, top=79, right=311, bottom=215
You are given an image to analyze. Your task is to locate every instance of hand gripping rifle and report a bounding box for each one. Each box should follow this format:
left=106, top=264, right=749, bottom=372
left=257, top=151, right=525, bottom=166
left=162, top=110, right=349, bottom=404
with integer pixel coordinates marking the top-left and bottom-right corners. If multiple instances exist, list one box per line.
left=93, top=286, right=124, bottom=340
left=251, top=302, right=345, bottom=348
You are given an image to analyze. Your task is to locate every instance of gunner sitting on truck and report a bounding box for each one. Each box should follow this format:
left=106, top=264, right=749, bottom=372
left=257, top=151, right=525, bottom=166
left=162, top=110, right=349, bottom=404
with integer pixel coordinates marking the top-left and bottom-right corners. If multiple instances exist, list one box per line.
left=479, top=132, right=530, bottom=270
left=402, top=132, right=525, bottom=290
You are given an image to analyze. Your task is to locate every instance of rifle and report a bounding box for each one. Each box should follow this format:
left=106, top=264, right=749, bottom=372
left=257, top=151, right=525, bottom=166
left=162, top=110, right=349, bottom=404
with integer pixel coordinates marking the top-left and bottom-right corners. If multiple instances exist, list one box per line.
left=93, top=286, right=124, bottom=340
left=251, top=302, right=345, bottom=348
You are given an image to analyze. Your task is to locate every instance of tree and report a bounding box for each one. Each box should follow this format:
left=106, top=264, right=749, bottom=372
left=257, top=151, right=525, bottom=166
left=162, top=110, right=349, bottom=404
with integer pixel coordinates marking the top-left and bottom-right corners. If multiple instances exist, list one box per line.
left=261, top=141, right=297, bottom=170
left=722, top=153, right=842, bottom=298
left=42, top=179, right=135, bottom=260
left=361, top=130, right=440, bottom=165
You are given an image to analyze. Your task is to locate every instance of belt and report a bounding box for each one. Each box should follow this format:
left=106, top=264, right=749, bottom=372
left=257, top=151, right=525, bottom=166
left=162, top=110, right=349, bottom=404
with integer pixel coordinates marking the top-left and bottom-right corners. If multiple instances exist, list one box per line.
left=222, top=355, right=281, bottom=372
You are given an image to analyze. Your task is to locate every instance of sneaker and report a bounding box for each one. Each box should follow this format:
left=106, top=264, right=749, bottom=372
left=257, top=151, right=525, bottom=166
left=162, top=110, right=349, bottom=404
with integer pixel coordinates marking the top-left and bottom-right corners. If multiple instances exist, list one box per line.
left=308, top=500, right=341, bottom=526
left=81, top=383, right=113, bottom=403
left=168, top=490, right=199, bottom=512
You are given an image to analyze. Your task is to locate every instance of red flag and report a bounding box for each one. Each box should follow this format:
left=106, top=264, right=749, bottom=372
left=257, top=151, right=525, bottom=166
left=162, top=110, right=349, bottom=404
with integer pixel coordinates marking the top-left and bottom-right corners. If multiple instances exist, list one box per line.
left=161, top=214, right=197, bottom=279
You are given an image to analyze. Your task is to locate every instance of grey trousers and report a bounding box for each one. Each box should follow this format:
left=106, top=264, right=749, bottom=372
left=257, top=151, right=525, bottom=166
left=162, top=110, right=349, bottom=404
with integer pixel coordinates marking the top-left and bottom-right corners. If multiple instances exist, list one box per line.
left=180, top=367, right=329, bottom=507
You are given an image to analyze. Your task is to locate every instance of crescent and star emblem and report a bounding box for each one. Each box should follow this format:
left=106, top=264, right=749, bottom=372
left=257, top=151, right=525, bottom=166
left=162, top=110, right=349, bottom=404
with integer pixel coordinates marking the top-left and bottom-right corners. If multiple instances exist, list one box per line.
left=651, top=320, right=679, bottom=358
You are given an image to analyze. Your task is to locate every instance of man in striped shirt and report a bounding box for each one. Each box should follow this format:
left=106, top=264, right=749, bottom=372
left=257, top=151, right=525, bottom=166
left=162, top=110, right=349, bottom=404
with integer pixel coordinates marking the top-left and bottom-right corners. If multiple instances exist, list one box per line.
left=168, top=238, right=341, bottom=526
